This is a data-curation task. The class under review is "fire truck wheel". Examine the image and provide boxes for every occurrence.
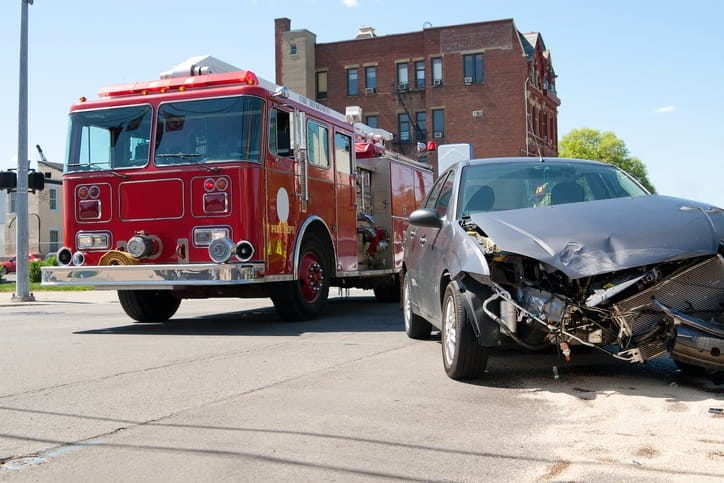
[271,233,330,321]
[373,275,401,303]
[118,290,181,322]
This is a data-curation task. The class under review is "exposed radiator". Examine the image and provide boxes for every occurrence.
[614,255,724,335]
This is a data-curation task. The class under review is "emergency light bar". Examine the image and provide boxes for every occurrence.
[98,70,259,98]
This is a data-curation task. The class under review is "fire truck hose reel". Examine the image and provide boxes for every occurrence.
[99,250,140,266]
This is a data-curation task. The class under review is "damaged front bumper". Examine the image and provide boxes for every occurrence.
[655,299,724,371]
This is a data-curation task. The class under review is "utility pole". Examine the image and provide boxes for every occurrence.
[14,0,35,302]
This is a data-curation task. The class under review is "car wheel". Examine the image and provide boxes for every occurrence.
[402,271,432,339]
[441,282,489,380]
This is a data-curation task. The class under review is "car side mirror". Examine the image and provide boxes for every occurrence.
[409,208,443,229]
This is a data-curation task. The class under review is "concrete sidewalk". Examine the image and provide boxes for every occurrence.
[0,289,119,305]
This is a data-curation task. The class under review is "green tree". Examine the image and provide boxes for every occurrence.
[559,128,656,193]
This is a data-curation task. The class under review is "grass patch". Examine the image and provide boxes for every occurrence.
[0,281,93,293]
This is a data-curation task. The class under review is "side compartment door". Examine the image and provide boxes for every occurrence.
[333,131,357,272]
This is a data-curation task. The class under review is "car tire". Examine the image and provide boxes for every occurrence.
[441,282,489,380]
[402,271,432,339]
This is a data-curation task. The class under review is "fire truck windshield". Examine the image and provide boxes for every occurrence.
[65,96,264,173]
[66,105,153,173]
[155,96,263,166]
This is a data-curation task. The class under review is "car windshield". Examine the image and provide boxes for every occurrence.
[459,161,649,216]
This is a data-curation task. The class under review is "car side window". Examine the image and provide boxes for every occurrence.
[423,170,456,217]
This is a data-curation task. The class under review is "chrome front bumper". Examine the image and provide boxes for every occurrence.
[41,262,267,290]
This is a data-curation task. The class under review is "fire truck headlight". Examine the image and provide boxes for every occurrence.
[193,226,230,246]
[77,232,110,250]
[208,237,235,263]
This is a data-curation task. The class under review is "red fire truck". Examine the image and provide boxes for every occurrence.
[42,57,434,322]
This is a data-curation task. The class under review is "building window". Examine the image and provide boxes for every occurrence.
[365,115,378,128]
[398,113,411,143]
[431,57,443,86]
[290,44,297,55]
[397,63,409,90]
[316,71,328,99]
[49,188,58,211]
[415,61,425,89]
[9,191,16,214]
[347,68,359,96]
[415,111,427,141]
[365,66,377,93]
[432,109,445,139]
[49,230,60,252]
[463,53,484,84]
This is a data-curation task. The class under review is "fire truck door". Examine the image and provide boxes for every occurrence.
[333,131,357,272]
[265,107,299,275]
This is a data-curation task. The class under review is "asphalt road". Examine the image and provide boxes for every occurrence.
[0,289,722,482]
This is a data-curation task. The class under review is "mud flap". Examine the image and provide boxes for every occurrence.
[454,278,501,347]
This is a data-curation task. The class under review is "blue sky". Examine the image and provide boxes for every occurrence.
[1,0,722,207]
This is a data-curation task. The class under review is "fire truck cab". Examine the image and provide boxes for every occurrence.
[42,56,433,322]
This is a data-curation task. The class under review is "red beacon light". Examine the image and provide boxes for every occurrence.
[98,69,260,98]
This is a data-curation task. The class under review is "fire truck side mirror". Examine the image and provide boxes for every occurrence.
[0,171,17,191]
[28,171,45,191]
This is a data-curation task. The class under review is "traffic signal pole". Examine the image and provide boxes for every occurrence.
[14,0,35,302]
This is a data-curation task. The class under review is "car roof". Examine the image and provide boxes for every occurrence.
[441,157,611,176]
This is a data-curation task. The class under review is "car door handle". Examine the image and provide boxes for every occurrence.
[419,235,426,246]
[408,228,416,238]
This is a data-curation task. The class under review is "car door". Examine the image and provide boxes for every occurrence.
[406,170,457,323]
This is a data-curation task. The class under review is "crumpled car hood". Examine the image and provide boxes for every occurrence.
[469,195,724,279]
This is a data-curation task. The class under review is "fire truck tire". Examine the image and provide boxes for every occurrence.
[118,290,181,322]
[271,233,330,321]
[373,275,401,303]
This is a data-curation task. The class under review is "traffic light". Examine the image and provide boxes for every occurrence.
[28,170,45,191]
[0,171,17,191]
[0,170,47,191]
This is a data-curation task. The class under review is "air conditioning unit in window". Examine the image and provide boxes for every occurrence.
[433,131,444,139]
[397,83,409,91]
[365,87,376,95]
[432,79,443,87]
[464,76,473,85]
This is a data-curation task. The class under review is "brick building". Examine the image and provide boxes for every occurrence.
[275,18,560,170]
